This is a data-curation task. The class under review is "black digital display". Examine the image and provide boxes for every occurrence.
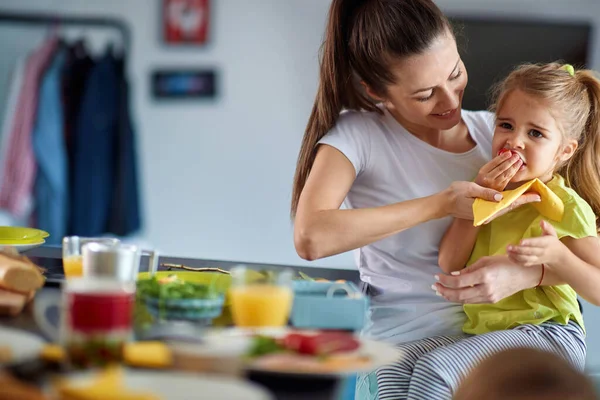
[151,69,217,99]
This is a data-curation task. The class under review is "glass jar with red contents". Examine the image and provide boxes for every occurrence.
[62,278,136,368]
[35,278,136,369]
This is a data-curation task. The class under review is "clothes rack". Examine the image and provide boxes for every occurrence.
[0,11,131,52]
[0,10,141,243]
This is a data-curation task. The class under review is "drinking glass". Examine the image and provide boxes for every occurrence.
[62,236,120,278]
[229,266,293,328]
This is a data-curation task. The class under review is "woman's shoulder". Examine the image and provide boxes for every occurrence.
[322,109,387,148]
[319,109,386,174]
[334,108,386,131]
[462,109,495,133]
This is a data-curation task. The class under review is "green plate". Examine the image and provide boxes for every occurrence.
[0,226,49,244]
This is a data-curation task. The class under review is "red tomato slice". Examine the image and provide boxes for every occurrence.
[280,333,307,352]
[280,332,361,356]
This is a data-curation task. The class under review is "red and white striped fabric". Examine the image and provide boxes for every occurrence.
[0,37,57,217]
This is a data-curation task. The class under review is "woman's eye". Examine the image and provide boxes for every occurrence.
[499,122,513,130]
[529,129,543,138]
[417,91,434,102]
[450,69,463,81]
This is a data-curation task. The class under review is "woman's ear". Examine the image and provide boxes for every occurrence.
[361,81,385,102]
[559,139,578,163]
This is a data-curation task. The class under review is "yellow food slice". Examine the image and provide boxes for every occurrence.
[55,366,160,400]
[473,179,564,227]
[124,342,172,369]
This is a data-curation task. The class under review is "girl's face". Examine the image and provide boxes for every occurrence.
[364,31,468,131]
[492,89,577,186]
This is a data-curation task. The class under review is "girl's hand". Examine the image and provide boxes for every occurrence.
[506,220,567,268]
[475,151,523,191]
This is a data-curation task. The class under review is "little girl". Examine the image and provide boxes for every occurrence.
[376,63,600,400]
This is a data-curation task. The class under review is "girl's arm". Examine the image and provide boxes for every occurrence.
[438,219,480,273]
[438,151,529,273]
[551,236,600,305]
[507,220,600,305]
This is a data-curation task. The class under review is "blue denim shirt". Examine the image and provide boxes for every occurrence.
[32,49,67,243]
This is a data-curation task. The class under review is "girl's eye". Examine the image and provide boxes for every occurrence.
[529,129,543,138]
[499,122,513,130]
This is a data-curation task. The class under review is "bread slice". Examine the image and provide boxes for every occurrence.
[0,288,28,316]
[0,371,47,400]
[0,251,44,293]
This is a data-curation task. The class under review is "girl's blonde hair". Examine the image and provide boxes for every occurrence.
[491,62,600,230]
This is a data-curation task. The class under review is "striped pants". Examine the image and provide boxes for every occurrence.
[376,322,586,400]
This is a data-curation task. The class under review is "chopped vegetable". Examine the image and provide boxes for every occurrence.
[298,271,315,281]
[247,335,284,358]
[136,276,219,300]
[247,331,360,359]
[280,332,360,356]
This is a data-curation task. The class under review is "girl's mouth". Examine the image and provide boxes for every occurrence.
[498,148,526,171]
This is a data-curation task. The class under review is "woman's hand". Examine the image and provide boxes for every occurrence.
[507,221,567,267]
[444,181,501,220]
[433,255,542,303]
[475,151,523,191]
[444,182,540,221]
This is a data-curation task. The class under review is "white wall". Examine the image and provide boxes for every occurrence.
[0,0,345,269]
[3,0,600,368]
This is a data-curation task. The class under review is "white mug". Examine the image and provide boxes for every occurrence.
[82,242,159,282]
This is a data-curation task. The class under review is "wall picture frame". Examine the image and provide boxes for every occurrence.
[151,69,218,100]
[163,0,210,45]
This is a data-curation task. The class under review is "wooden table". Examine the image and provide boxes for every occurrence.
[0,287,350,400]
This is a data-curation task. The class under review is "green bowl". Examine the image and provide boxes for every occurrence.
[143,294,225,322]
[136,269,268,326]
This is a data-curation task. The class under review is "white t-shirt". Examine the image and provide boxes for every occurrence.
[319,108,495,345]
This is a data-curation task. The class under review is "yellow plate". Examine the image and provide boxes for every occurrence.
[0,226,49,244]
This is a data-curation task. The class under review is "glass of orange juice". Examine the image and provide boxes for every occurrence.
[62,237,120,278]
[229,266,294,328]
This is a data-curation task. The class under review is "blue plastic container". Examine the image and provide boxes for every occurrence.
[291,281,368,331]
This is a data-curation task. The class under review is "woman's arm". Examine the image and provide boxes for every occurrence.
[294,145,502,260]
[434,256,564,304]
[438,219,480,273]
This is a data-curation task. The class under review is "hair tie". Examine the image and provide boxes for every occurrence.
[561,64,575,77]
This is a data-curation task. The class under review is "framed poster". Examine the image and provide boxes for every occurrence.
[151,69,218,100]
[163,0,210,45]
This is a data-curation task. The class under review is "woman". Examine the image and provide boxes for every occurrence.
[291,0,552,397]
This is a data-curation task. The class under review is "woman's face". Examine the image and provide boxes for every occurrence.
[367,32,468,131]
